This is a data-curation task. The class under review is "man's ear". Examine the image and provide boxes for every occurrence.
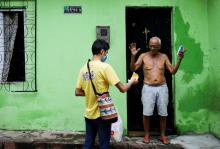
[100,49,105,54]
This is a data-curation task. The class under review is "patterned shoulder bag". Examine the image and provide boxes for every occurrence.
[87,59,118,123]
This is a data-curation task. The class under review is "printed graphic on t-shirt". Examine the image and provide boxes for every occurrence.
[82,71,95,81]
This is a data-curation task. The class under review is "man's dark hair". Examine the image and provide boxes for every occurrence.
[92,39,109,55]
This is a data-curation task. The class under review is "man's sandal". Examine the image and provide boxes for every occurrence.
[160,135,170,145]
[143,135,150,143]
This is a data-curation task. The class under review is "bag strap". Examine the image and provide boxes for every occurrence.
[87,59,109,96]
[87,59,101,96]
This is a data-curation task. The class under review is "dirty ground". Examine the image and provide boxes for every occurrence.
[0,130,220,149]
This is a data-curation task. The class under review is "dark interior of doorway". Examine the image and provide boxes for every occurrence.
[126,7,175,136]
[7,11,25,82]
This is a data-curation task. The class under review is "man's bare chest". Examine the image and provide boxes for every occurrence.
[143,56,165,70]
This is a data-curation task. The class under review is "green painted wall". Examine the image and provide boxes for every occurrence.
[207,0,220,138]
[0,0,219,138]
[174,1,210,134]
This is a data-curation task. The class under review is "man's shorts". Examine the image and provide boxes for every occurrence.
[141,83,169,116]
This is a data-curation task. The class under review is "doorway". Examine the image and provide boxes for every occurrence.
[126,7,175,136]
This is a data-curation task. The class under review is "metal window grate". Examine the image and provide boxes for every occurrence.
[0,0,37,92]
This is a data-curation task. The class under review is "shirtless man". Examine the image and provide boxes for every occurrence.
[129,36,184,144]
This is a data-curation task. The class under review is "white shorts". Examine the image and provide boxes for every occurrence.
[141,83,169,116]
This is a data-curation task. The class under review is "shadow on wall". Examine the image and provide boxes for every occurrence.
[174,7,204,83]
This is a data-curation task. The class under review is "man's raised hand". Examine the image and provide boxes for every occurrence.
[129,43,140,56]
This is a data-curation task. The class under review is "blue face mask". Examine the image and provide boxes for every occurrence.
[101,55,107,62]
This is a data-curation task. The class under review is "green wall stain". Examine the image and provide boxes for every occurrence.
[177,109,209,133]
[174,7,204,83]
[178,77,220,113]
[177,76,220,135]
[206,79,220,113]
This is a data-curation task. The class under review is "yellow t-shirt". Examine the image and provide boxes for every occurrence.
[76,60,120,119]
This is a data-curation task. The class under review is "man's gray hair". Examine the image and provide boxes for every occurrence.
[150,36,161,45]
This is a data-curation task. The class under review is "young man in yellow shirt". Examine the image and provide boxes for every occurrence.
[75,39,137,149]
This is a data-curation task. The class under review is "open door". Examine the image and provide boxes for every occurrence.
[126,7,175,136]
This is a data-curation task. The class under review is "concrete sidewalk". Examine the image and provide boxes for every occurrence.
[0,130,220,149]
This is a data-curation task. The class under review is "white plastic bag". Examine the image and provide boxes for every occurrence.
[111,114,123,142]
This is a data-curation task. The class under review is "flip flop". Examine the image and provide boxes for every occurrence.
[143,135,150,143]
[160,135,170,145]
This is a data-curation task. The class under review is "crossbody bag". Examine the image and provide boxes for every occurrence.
[87,59,118,123]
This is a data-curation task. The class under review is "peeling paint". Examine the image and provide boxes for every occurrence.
[174,7,204,83]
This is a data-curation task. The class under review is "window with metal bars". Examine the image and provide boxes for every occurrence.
[0,10,25,82]
[0,0,36,92]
